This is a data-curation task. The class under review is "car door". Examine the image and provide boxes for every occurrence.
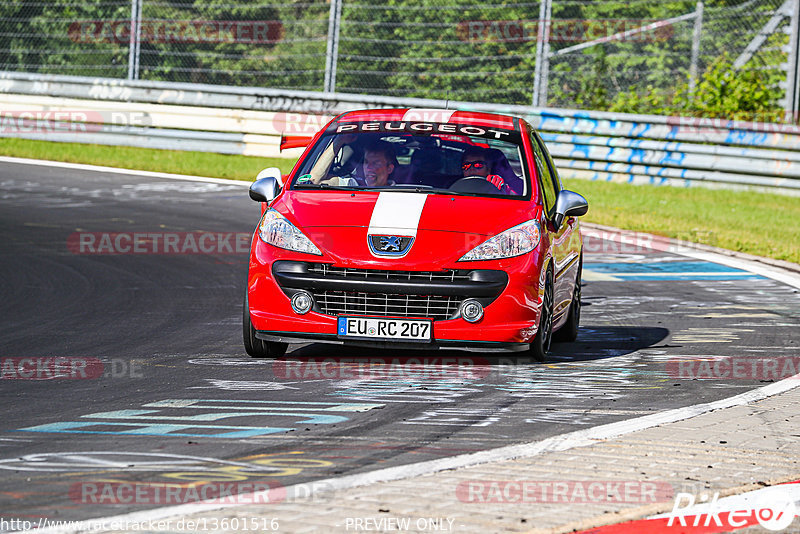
[529,130,580,320]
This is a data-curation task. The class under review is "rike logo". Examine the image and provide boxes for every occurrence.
[666,486,799,531]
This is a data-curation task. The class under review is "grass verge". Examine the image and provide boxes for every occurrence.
[562,178,800,264]
[1,138,798,264]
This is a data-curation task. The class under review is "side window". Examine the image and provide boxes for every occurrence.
[534,132,562,197]
[529,130,556,217]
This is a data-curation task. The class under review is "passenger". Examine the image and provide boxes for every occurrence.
[461,147,517,194]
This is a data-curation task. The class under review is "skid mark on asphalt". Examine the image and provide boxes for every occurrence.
[0,450,338,516]
[400,407,512,427]
[670,328,749,344]
[0,451,290,474]
[188,379,300,391]
[330,377,483,404]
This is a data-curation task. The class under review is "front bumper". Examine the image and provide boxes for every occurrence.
[248,240,546,351]
[273,261,507,321]
[254,330,529,352]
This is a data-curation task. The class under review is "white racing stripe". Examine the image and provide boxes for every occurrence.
[367,192,428,237]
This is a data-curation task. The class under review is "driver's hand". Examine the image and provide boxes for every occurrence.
[486,174,505,190]
[333,133,357,152]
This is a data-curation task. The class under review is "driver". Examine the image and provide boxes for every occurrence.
[305,136,397,188]
[305,133,359,186]
[461,147,516,194]
[362,141,397,187]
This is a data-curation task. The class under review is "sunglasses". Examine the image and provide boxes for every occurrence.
[462,161,487,170]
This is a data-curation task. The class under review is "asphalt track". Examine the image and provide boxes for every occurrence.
[0,160,798,527]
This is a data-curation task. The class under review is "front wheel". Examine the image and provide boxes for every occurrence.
[529,271,554,362]
[243,294,288,359]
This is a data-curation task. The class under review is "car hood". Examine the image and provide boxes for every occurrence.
[275,191,534,236]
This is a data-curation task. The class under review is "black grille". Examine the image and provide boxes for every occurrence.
[307,264,471,282]
[313,291,461,321]
[272,261,508,322]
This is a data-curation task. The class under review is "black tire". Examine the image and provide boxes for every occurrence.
[554,255,582,343]
[243,294,288,359]
[529,270,554,362]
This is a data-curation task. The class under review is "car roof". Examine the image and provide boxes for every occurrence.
[333,108,520,131]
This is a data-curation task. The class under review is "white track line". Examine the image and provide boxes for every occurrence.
[677,249,800,290]
[0,156,250,187]
[10,157,800,533]
[582,223,800,290]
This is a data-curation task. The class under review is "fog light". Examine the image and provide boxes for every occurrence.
[291,291,313,315]
[461,299,484,323]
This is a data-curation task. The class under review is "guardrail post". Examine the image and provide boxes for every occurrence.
[787,0,800,123]
[127,0,142,80]
[532,0,552,107]
[324,0,343,93]
[688,1,704,95]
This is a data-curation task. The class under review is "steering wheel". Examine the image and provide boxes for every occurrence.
[449,177,502,194]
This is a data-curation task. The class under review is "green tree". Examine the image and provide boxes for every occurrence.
[608,54,783,121]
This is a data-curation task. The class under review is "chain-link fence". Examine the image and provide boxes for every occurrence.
[0,0,797,118]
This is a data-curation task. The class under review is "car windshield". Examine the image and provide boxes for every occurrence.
[291,122,528,198]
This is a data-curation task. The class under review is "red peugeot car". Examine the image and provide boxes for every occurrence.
[244,109,587,361]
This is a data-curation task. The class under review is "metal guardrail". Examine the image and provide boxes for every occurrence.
[1,72,799,194]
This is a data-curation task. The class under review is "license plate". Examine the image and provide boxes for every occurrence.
[337,316,432,342]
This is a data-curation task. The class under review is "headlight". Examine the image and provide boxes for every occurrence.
[258,209,322,255]
[459,219,541,261]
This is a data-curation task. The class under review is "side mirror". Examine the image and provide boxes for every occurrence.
[553,190,588,231]
[249,167,283,203]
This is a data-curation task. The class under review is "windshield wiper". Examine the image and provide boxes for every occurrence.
[369,186,456,195]
[294,183,363,190]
